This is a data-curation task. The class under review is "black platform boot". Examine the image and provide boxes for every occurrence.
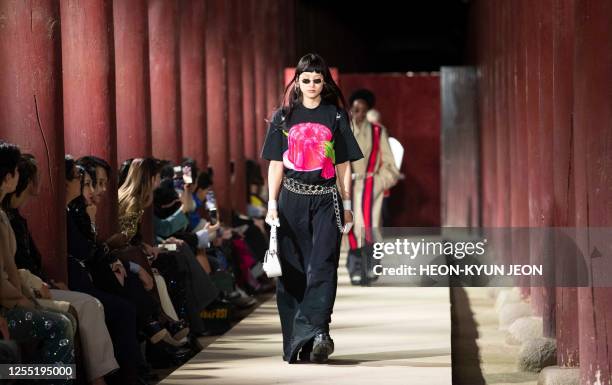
[310,332,334,363]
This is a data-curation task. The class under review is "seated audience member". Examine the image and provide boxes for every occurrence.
[154,165,219,266]
[184,168,262,299]
[151,162,258,320]
[245,159,267,220]
[117,158,133,189]
[76,158,191,345]
[152,162,198,246]
[0,141,74,381]
[65,156,156,384]
[3,154,118,385]
[118,158,218,338]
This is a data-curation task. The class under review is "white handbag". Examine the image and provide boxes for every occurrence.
[263,224,282,277]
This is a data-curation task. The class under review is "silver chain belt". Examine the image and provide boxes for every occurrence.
[282,177,343,232]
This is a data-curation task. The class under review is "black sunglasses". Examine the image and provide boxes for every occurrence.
[300,78,323,85]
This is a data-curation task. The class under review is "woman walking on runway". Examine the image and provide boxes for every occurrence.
[261,53,363,363]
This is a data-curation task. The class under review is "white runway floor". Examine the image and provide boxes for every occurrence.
[160,264,452,385]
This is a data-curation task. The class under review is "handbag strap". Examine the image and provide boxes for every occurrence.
[269,224,278,254]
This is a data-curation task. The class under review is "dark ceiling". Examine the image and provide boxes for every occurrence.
[293,0,470,73]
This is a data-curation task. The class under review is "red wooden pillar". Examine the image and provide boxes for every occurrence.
[501,0,512,281]
[0,0,67,282]
[115,0,154,244]
[149,0,181,164]
[489,0,497,233]
[179,0,207,169]
[253,0,268,159]
[494,1,514,271]
[61,0,117,239]
[494,1,509,230]
[506,3,522,231]
[574,1,612,383]
[526,0,544,313]
[227,0,246,214]
[508,0,522,275]
[512,0,529,262]
[265,0,281,117]
[479,1,496,229]
[205,0,230,222]
[552,0,579,367]
[532,0,555,337]
[486,2,497,231]
[518,0,542,298]
[515,0,529,239]
[114,0,152,163]
[509,0,526,277]
[241,0,257,161]
[524,0,554,326]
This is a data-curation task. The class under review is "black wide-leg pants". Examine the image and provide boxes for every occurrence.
[276,187,342,363]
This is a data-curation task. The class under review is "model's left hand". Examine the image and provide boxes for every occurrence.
[342,210,353,234]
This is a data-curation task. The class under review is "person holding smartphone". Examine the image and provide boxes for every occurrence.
[188,171,219,233]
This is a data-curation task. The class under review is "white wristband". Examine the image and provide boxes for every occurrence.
[343,199,352,210]
[268,200,278,210]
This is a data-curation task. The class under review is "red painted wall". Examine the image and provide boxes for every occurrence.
[340,74,441,227]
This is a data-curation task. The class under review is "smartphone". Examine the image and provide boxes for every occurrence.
[209,208,218,225]
[158,243,177,251]
[182,166,193,185]
[173,165,182,178]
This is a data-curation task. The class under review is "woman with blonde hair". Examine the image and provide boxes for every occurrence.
[116,157,189,330]
[118,158,217,342]
[118,158,162,240]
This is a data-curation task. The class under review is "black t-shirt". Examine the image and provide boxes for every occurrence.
[261,102,364,186]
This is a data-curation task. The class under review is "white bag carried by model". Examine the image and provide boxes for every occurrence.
[263,224,282,277]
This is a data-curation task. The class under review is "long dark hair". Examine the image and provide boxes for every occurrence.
[77,156,111,188]
[277,53,350,123]
[0,141,21,187]
[1,154,37,210]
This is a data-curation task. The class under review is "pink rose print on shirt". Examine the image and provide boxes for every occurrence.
[282,122,336,179]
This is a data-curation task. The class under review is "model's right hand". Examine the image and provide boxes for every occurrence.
[265,209,280,227]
